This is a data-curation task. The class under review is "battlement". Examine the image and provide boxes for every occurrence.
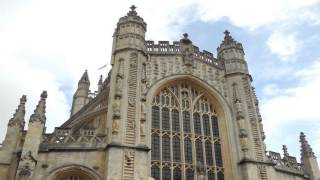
[267,151,304,174]
[146,40,220,66]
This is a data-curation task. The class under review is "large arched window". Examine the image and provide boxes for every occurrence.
[151,82,224,180]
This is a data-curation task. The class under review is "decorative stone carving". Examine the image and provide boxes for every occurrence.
[16,151,36,180]
[140,100,146,143]
[112,119,119,134]
[115,75,123,98]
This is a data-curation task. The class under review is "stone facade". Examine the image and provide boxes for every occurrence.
[0,5,319,180]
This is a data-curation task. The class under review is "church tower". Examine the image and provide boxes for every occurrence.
[218,31,268,179]
[105,5,149,179]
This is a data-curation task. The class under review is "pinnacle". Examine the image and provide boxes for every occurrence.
[79,69,90,84]
[98,75,103,85]
[300,132,315,158]
[30,91,47,124]
[8,95,27,127]
[127,5,138,16]
[282,145,289,157]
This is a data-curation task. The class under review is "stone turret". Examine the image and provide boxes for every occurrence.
[106,6,149,180]
[16,91,47,180]
[300,132,320,180]
[218,30,248,75]
[71,70,90,116]
[0,95,27,179]
[111,5,147,65]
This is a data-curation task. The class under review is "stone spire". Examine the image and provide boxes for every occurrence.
[29,91,47,124]
[300,132,315,158]
[8,95,27,128]
[217,30,244,54]
[282,145,289,157]
[98,75,103,92]
[79,69,90,85]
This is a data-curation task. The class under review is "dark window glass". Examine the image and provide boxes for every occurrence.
[172,110,180,131]
[162,135,170,161]
[193,113,201,135]
[162,167,170,180]
[151,166,160,180]
[184,138,192,164]
[151,134,160,160]
[162,108,170,131]
[212,116,220,137]
[195,139,204,163]
[203,114,210,136]
[217,171,225,180]
[152,106,160,129]
[207,171,215,180]
[161,95,165,105]
[173,168,181,180]
[186,169,194,180]
[172,137,181,162]
[215,142,223,167]
[205,141,213,166]
[183,111,191,133]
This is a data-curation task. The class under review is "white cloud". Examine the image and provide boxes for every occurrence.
[261,61,320,129]
[193,0,320,30]
[261,60,320,159]
[267,31,300,61]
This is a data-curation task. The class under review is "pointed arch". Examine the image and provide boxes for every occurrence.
[146,74,238,180]
[45,164,102,180]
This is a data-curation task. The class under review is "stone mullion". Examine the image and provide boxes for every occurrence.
[178,85,186,180]
[169,108,173,180]
[209,113,218,180]
[200,111,208,171]
[160,102,163,180]
[189,87,196,179]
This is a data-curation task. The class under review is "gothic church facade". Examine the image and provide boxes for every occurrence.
[0,6,319,180]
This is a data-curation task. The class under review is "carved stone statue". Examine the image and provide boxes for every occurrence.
[112,119,119,134]
[115,75,123,97]
[112,98,121,118]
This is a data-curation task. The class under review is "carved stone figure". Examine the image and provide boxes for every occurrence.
[115,75,123,97]
[112,119,119,134]
[112,98,121,118]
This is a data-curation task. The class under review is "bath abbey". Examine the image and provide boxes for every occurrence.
[0,5,319,180]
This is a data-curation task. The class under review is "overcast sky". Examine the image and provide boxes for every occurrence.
[1,0,320,163]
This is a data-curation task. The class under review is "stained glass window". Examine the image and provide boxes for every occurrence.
[172,109,179,131]
[186,169,194,180]
[162,167,170,180]
[205,141,213,166]
[193,113,201,135]
[217,171,225,180]
[162,108,170,131]
[184,138,192,164]
[212,116,219,137]
[152,134,160,160]
[215,142,223,167]
[203,114,210,136]
[152,106,160,129]
[151,166,160,180]
[195,139,204,163]
[183,111,191,133]
[151,83,224,180]
[162,135,170,161]
[172,136,180,162]
[173,168,181,180]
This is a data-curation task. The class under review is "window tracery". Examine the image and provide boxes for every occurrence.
[151,81,224,180]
